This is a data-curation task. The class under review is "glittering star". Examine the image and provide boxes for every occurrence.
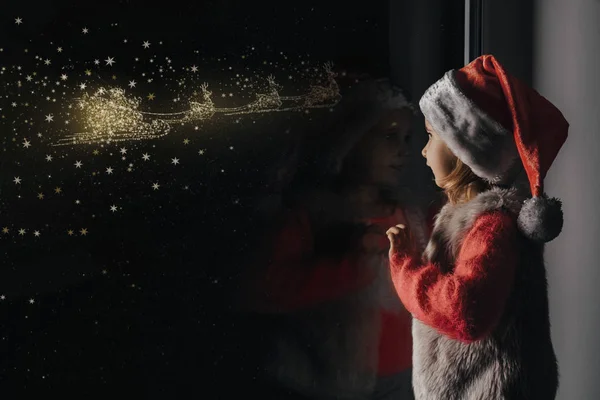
[92,149,100,155]
[106,167,114,174]
[60,74,68,80]
[54,187,62,194]
[22,139,31,148]
[29,298,35,304]
[26,75,33,81]
[110,205,118,212]
[147,93,155,100]
[120,147,127,155]
[142,41,151,49]
[128,80,136,88]
[183,139,190,145]
[2,227,9,234]
[75,199,81,205]
[37,193,44,200]
[0,295,5,300]
[142,153,150,161]
[191,65,198,72]
[15,17,23,25]
[80,228,88,236]
[74,160,83,168]
[105,57,115,66]
[45,114,54,122]
[79,83,87,90]
[13,177,21,184]
[33,230,41,237]
[85,69,92,76]
[171,158,180,165]
[152,182,160,190]
[18,229,26,236]
[45,155,53,161]
[93,59,100,65]
[67,229,74,236]
[57,47,63,53]
[82,27,89,34]
[198,149,205,155]
[44,59,51,65]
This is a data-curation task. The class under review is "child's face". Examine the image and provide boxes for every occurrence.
[348,108,413,187]
[422,120,456,187]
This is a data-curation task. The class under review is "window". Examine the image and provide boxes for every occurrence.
[0,1,465,394]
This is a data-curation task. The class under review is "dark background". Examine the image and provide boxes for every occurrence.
[0,0,463,396]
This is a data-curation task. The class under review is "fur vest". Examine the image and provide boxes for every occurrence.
[411,184,558,399]
[257,204,429,399]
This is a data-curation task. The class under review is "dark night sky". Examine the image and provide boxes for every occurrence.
[0,0,394,395]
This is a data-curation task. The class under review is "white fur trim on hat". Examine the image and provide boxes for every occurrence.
[373,78,410,110]
[419,71,520,184]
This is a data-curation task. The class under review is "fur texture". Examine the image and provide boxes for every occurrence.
[517,195,564,243]
[412,184,559,399]
[419,71,520,185]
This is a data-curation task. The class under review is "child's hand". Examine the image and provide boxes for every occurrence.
[361,225,390,254]
[386,224,414,254]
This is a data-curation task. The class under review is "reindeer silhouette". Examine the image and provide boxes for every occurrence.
[302,62,341,107]
[250,75,283,111]
[187,82,216,120]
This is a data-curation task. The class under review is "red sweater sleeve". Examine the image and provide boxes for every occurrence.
[249,209,377,313]
[389,210,519,343]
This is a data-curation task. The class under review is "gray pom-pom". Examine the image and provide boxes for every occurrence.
[517,194,564,243]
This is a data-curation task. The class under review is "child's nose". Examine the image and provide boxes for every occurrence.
[421,146,427,159]
[397,146,410,157]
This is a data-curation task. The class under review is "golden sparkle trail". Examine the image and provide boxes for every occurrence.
[53,63,342,147]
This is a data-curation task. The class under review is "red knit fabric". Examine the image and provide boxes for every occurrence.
[249,207,414,375]
[389,210,519,343]
[251,209,377,312]
[364,208,413,375]
[377,309,412,374]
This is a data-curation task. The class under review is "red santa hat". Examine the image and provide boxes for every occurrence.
[419,54,569,243]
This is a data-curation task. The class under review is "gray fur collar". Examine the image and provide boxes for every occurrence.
[424,182,529,268]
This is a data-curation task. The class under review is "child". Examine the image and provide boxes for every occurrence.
[240,78,442,399]
[387,54,568,399]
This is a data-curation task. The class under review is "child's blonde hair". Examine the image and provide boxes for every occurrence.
[438,157,491,205]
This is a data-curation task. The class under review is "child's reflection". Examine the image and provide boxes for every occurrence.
[240,79,441,399]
